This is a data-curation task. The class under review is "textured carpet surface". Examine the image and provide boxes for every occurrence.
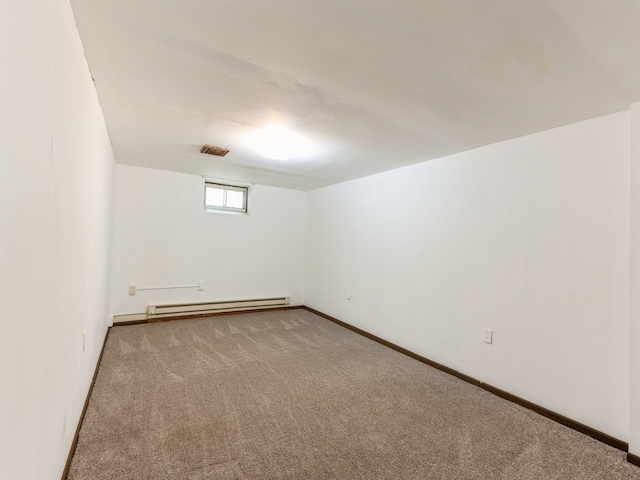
[68,309,640,479]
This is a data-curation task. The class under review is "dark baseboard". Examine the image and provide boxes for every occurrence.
[114,305,304,327]
[61,327,111,480]
[629,453,640,467]
[302,306,629,453]
[113,318,148,326]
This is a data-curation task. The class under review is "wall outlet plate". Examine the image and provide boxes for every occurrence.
[484,328,493,344]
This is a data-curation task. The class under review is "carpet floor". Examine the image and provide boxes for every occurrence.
[68,309,640,479]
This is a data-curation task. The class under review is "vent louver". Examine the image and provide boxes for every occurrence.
[200,144,230,157]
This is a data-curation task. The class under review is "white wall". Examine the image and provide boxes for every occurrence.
[0,0,115,478]
[630,101,640,456]
[306,111,631,441]
[111,165,306,315]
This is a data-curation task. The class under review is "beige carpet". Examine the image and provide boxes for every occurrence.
[68,309,640,479]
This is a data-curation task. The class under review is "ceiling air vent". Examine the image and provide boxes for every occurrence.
[200,144,230,157]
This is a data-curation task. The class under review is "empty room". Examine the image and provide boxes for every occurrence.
[3,0,640,478]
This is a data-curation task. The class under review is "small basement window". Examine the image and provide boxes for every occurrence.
[204,182,248,213]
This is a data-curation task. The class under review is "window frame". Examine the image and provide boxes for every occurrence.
[204,181,249,214]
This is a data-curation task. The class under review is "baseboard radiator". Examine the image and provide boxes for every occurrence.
[148,297,290,318]
[113,297,290,324]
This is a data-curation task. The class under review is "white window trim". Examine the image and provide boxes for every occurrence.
[204,181,249,214]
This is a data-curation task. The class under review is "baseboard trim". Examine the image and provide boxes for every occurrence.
[113,305,304,326]
[61,327,111,480]
[629,453,640,467]
[302,306,629,453]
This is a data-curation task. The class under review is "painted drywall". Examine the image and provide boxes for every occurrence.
[305,111,630,441]
[0,0,115,478]
[630,101,640,455]
[110,165,306,315]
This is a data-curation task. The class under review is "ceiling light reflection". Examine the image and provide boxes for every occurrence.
[246,124,317,161]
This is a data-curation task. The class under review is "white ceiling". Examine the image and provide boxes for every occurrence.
[71,0,640,191]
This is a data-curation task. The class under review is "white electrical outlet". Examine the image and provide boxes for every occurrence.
[129,284,137,295]
[346,290,351,300]
[198,281,205,291]
[484,328,493,344]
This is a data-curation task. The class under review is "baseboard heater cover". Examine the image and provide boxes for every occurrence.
[113,297,290,324]
[148,297,290,317]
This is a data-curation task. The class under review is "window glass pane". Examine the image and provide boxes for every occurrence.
[205,183,248,213]
[205,187,224,207]
[225,189,244,209]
